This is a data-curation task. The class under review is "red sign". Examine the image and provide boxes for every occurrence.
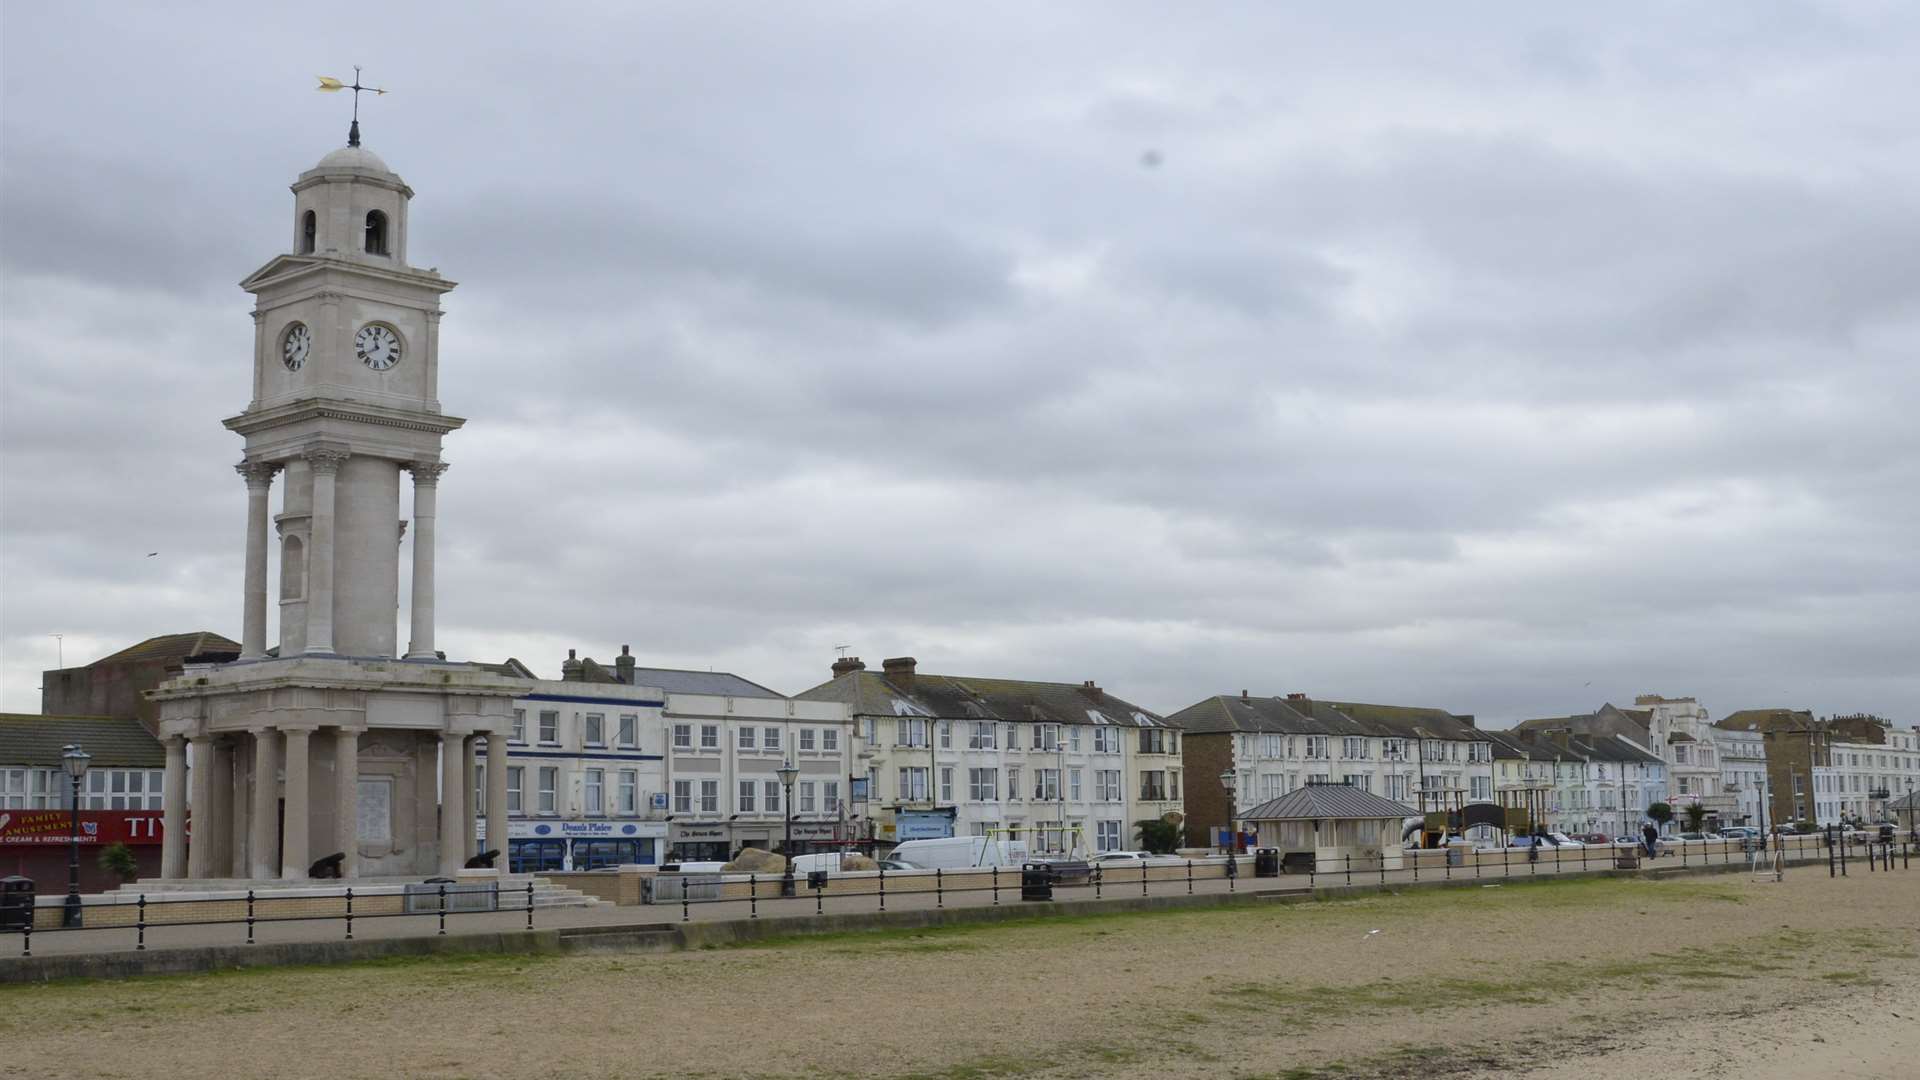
[0,809,167,846]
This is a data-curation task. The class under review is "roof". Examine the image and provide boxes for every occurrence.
[1715,708,1816,732]
[1241,783,1417,822]
[798,670,1166,727]
[1513,703,1651,745]
[93,631,240,666]
[633,667,784,700]
[1167,694,1485,742]
[475,658,539,679]
[1485,728,1661,765]
[1889,791,1920,811]
[0,713,165,768]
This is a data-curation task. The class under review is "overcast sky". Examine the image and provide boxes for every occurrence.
[3,3,1916,726]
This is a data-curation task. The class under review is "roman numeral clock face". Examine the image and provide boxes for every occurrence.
[355,324,402,370]
[281,322,311,370]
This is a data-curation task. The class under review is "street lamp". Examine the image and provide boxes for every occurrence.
[62,744,91,928]
[776,759,799,897]
[1219,769,1238,878]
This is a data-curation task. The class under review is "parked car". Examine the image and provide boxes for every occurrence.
[1092,850,1160,863]
[1578,833,1611,845]
[875,859,920,871]
[1545,832,1586,848]
[1718,827,1759,839]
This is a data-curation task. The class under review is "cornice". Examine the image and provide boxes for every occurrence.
[224,397,468,438]
[240,253,456,296]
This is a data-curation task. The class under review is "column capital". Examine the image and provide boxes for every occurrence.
[406,460,451,485]
[303,447,350,475]
[236,459,280,489]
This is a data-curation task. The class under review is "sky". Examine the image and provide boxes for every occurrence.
[2,3,1916,726]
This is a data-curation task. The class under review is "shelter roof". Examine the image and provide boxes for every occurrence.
[1240,782,1417,822]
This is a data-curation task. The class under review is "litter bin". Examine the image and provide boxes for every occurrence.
[0,877,33,933]
[1445,847,1463,867]
[1253,848,1280,878]
[1020,862,1054,902]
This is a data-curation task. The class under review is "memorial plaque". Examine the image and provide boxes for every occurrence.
[357,778,393,844]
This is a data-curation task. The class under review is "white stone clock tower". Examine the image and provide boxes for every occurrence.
[150,138,526,884]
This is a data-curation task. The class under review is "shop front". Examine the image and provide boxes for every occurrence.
[667,823,731,863]
[497,819,666,873]
[0,809,167,893]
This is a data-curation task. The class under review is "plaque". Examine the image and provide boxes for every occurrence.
[357,778,393,844]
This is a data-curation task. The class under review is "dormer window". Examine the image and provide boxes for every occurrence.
[301,211,317,254]
[364,210,389,256]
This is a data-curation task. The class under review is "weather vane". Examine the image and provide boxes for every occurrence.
[316,66,388,148]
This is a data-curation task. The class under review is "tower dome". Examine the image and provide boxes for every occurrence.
[310,144,395,176]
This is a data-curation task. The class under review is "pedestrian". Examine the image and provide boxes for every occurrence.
[1642,822,1659,859]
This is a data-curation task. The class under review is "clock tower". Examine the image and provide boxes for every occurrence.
[150,138,524,884]
[230,143,459,660]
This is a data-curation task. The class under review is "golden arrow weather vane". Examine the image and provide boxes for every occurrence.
[316,66,387,147]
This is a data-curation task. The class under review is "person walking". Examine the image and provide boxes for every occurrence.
[1642,822,1659,859]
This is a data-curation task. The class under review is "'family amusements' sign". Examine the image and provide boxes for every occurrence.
[0,810,167,846]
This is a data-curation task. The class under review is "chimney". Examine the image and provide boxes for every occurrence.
[1079,680,1103,703]
[1551,729,1572,750]
[831,655,866,678]
[561,648,583,682]
[1457,714,1476,729]
[882,656,917,690]
[1286,692,1308,702]
[616,644,635,685]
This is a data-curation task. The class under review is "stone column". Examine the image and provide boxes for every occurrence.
[186,735,214,879]
[280,729,311,878]
[403,461,448,659]
[161,736,187,878]
[251,728,279,879]
[236,460,278,660]
[230,737,251,879]
[210,738,235,878]
[486,731,509,869]
[303,448,348,655]
[439,732,466,875]
[335,728,360,878]
[461,734,478,859]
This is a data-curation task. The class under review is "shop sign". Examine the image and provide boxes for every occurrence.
[670,824,730,841]
[501,819,667,840]
[0,810,166,846]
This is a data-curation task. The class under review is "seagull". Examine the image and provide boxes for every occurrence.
[146,552,159,557]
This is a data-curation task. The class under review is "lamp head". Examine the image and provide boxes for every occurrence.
[62,744,91,781]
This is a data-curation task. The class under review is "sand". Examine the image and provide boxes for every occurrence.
[1,869,1914,1079]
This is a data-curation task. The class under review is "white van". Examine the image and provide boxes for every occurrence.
[889,836,1030,870]
[788,851,853,876]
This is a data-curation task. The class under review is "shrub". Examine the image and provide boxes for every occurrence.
[99,842,139,883]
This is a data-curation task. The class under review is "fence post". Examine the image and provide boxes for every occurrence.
[136,894,147,951]
[1094,864,1101,900]
[749,873,757,918]
[992,865,999,905]
[878,866,886,912]
[1186,859,1193,895]
[437,882,448,936]
[1141,861,1149,897]
[246,888,256,945]
[345,886,354,940]
[936,868,944,908]
[20,917,28,957]
[1413,850,1420,883]
[683,884,690,923]
[816,879,824,917]
[527,880,536,931]
[1345,853,1352,887]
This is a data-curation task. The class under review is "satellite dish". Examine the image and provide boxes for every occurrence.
[1162,810,1185,827]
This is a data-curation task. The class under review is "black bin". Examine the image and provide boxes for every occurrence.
[1254,849,1280,878]
[0,876,33,933]
[1020,862,1054,902]
[807,870,829,890]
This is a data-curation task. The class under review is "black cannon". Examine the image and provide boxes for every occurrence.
[309,852,346,879]
[465,849,500,870]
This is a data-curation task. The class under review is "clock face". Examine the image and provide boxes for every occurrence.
[281,323,311,371]
[355,324,402,371]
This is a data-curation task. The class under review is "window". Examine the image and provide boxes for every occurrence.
[1094,727,1118,754]
[897,718,929,748]
[511,709,526,743]
[584,714,605,747]
[823,781,840,813]
[969,768,999,801]
[765,780,782,813]
[618,715,638,749]
[739,726,757,750]
[1003,723,1020,751]
[1382,738,1404,760]
[1069,726,1082,752]
[1034,769,1060,800]
[1069,768,1083,801]
[538,767,558,813]
[940,767,954,803]
[864,716,877,744]
[799,728,816,751]
[822,729,839,752]
[618,770,638,814]
[1037,724,1061,752]
[584,769,604,814]
[301,210,317,253]
[1343,737,1367,760]
[897,767,930,802]
[939,721,952,749]
[364,209,389,255]
[1139,729,1171,754]
[1140,771,1168,801]
[673,723,692,750]
[1469,742,1491,763]
[764,727,781,752]
[739,780,756,813]
[1096,821,1122,852]
[538,711,559,745]
[1007,766,1022,800]
[700,780,719,813]
[1304,736,1329,760]
[799,781,816,812]
[673,779,692,814]
[969,722,997,750]
[1471,775,1492,801]
[1096,769,1123,802]
[506,767,523,813]
[700,724,720,750]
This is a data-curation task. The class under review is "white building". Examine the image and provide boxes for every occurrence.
[1489,729,1668,838]
[1812,720,1920,826]
[797,657,1175,856]
[1714,724,1769,828]
[498,673,668,872]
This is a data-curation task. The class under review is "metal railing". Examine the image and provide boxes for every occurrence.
[9,880,537,958]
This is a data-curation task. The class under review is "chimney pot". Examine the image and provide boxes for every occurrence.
[1286,692,1307,701]
[831,656,867,678]
[882,656,917,690]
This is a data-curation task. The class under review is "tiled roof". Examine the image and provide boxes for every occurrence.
[1486,728,1660,765]
[1889,791,1920,811]
[1241,783,1417,822]
[798,671,1166,728]
[1715,708,1815,732]
[1169,694,1485,743]
[94,631,239,665]
[634,668,784,699]
[0,713,165,768]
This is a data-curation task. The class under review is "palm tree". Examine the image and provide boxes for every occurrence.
[1683,802,1707,832]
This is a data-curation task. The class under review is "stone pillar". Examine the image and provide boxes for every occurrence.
[335,728,360,878]
[230,737,251,879]
[486,731,508,869]
[303,448,348,655]
[161,736,187,879]
[186,735,214,879]
[251,728,279,879]
[461,734,478,859]
[236,461,278,660]
[280,729,311,878]
[210,738,235,878]
[403,461,448,659]
[439,731,466,876]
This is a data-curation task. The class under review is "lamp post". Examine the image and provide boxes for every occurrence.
[776,759,799,897]
[1219,769,1238,878]
[62,744,91,928]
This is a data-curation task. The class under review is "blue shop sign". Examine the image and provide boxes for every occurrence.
[896,809,955,841]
